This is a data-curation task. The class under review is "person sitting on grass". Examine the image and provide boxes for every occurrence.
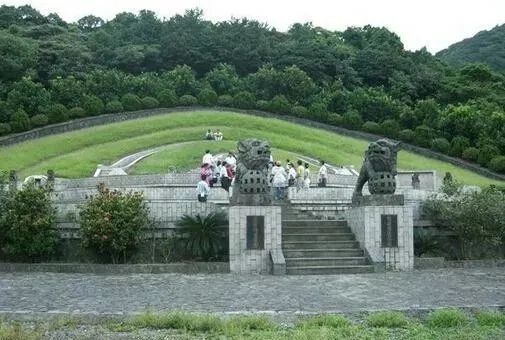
[196,174,210,202]
[214,129,223,141]
[205,129,214,140]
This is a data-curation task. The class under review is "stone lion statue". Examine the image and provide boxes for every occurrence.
[353,139,400,197]
[231,139,271,205]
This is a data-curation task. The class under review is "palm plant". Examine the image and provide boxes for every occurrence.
[175,211,228,260]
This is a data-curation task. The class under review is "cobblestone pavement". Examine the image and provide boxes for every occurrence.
[0,268,504,316]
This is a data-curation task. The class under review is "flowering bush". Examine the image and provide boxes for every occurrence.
[79,183,149,263]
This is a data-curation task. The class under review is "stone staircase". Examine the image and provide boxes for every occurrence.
[282,207,374,275]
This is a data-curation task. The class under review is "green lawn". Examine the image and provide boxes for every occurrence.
[0,110,502,186]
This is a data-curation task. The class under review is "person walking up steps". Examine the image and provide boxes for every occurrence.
[296,160,304,191]
[287,163,296,186]
[318,160,328,187]
[303,162,311,189]
[271,161,287,200]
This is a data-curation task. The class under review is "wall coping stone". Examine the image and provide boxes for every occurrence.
[352,194,405,206]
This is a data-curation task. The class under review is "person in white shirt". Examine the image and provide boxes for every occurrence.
[287,163,296,186]
[303,162,311,189]
[318,160,328,187]
[271,161,287,200]
[202,150,213,166]
[196,175,210,202]
[224,151,236,171]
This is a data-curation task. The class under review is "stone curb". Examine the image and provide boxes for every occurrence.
[0,262,230,274]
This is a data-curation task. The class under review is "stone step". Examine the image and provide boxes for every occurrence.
[283,241,360,249]
[283,233,355,242]
[286,265,374,275]
[283,226,351,234]
[283,248,364,258]
[283,220,348,227]
[286,257,368,267]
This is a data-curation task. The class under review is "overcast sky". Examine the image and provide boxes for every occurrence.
[2,0,505,53]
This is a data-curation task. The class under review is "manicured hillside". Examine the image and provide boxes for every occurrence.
[437,24,505,70]
[0,110,502,186]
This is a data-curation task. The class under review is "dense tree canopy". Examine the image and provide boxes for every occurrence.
[1,4,505,173]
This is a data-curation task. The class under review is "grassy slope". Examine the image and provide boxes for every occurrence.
[0,110,502,186]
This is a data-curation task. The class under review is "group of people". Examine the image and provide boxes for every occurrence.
[196,150,329,202]
[197,150,237,202]
[270,159,328,200]
[205,129,223,141]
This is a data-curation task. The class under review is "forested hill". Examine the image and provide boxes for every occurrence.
[437,24,505,71]
[1,5,505,176]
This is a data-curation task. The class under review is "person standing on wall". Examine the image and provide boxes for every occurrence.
[318,160,328,187]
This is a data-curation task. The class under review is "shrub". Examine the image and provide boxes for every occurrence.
[489,156,505,173]
[105,100,123,113]
[121,93,142,111]
[157,89,178,107]
[362,121,380,134]
[308,101,329,122]
[0,183,57,259]
[178,94,197,106]
[291,105,308,118]
[398,129,414,142]
[414,125,437,147]
[341,111,363,129]
[0,123,11,136]
[426,309,468,328]
[296,315,350,329]
[431,137,450,154]
[462,147,479,162]
[175,211,227,260]
[232,91,255,109]
[255,100,269,111]
[268,95,291,114]
[414,229,440,257]
[327,113,343,126]
[197,88,218,106]
[30,114,48,128]
[81,95,104,116]
[478,144,500,167]
[79,183,149,263]
[449,136,470,157]
[366,311,409,328]
[9,109,30,132]
[217,94,233,107]
[475,311,505,327]
[141,96,159,109]
[46,103,68,124]
[380,119,401,138]
[68,107,87,119]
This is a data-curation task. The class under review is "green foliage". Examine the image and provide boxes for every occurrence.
[0,182,58,259]
[175,211,227,260]
[79,183,149,263]
[462,147,479,162]
[255,100,269,111]
[9,109,30,132]
[414,228,441,257]
[30,113,48,127]
[217,94,233,107]
[342,111,363,129]
[308,101,329,122]
[431,137,451,154]
[157,89,178,107]
[423,187,505,259]
[414,125,437,147]
[327,113,343,126]
[380,119,401,138]
[489,156,505,173]
[449,136,470,157]
[163,65,199,96]
[426,309,469,328]
[197,88,218,106]
[0,122,11,135]
[268,95,291,114]
[81,95,104,116]
[475,311,505,327]
[366,311,409,328]
[141,96,159,109]
[45,103,68,124]
[68,107,86,119]
[204,64,239,95]
[105,100,123,113]
[178,94,197,106]
[362,121,380,134]
[398,129,414,142]
[0,30,37,81]
[291,105,308,117]
[232,91,255,109]
[477,144,500,166]
[120,93,142,111]
[297,315,350,329]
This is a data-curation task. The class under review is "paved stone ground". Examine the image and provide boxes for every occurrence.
[0,268,504,317]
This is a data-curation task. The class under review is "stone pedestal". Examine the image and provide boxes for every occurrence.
[346,194,414,271]
[228,205,284,274]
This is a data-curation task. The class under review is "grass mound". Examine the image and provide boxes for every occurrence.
[0,110,502,186]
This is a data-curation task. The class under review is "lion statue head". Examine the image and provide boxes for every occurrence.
[236,139,271,170]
